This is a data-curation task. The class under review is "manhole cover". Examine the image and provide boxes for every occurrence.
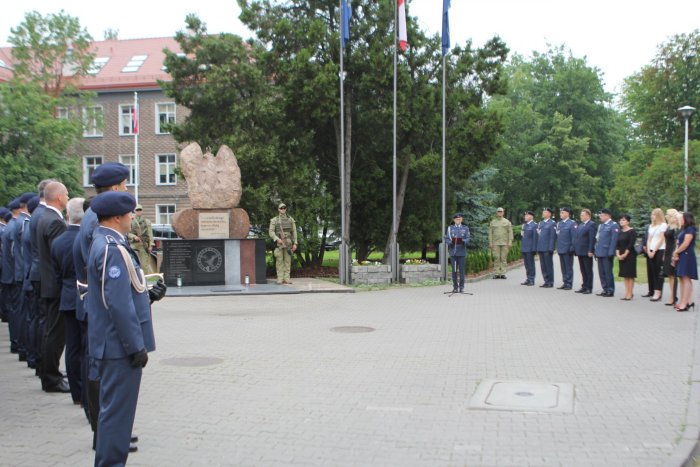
[469,380,574,413]
[160,357,224,367]
[330,326,375,333]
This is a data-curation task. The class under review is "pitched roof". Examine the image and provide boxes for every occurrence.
[0,36,182,90]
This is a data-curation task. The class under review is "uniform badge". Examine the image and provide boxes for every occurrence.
[108,266,121,279]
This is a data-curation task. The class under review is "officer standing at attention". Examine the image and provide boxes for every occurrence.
[87,191,165,467]
[520,211,538,286]
[268,203,298,284]
[128,204,154,274]
[2,198,20,355]
[573,208,596,294]
[489,207,513,279]
[594,208,619,297]
[0,207,9,323]
[556,207,577,290]
[445,212,470,293]
[12,193,35,363]
[536,207,557,288]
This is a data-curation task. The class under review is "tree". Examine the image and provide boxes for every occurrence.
[622,30,700,147]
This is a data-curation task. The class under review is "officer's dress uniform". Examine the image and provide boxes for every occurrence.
[269,214,297,284]
[0,215,6,323]
[573,219,596,293]
[12,210,31,359]
[445,223,470,292]
[536,218,557,287]
[489,216,513,277]
[87,225,154,467]
[595,220,620,296]
[521,219,538,285]
[1,215,20,353]
[556,217,576,289]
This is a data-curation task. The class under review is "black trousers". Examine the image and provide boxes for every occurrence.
[63,310,83,403]
[577,255,594,291]
[646,252,665,293]
[40,297,65,389]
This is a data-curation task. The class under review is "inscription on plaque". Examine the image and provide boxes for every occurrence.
[162,240,226,286]
[199,212,230,239]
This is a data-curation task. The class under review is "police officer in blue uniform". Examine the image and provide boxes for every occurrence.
[2,198,21,354]
[574,208,596,294]
[87,191,166,467]
[536,207,557,287]
[0,207,9,323]
[444,212,470,293]
[594,208,619,297]
[556,207,576,290]
[520,210,538,286]
[13,193,35,362]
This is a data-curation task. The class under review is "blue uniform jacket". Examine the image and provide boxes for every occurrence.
[573,220,597,256]
[51,225,79,312]
[12,212,30,283]
[28,203,46,283]
[536,218,557,252]
[0,223,5,277]
[1,217,16,285]
[73,233,87,321]
[21,216,33,292]
[556,218,576,254]
[521,221,538,253]
[444,224,470,257]
[87,226,155,360]
[594,221,620,258]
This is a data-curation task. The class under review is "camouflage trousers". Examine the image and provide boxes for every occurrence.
[273,246,292,283]
[492,245,509,275]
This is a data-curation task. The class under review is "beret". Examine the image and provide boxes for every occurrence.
[91,191,136,217]
[19,192,37,204]
[560,207,571,213]
[524,210,534,216]
[599,208,612,215]
[3,211,12,222]
[542,207,552,213]
[453,212,463,219]
[91,162,129,187]
[27,196,40,213]
[8,198,20,210]
[0,207,9,219]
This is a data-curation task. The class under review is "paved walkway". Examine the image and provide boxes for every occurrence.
[1,262,699,466]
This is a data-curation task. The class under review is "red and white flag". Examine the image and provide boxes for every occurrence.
[132,105,139,134]
[398,0,407,51]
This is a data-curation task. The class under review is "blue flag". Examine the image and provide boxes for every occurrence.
[341,0,351,49]
[442,0,451,56]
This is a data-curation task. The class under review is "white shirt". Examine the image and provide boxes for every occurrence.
[647,222,668,251]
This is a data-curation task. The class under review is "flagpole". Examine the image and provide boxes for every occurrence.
[134,91,139,202]
[441,53,447,281]
[391,0,398,282]
[339,0,347,285]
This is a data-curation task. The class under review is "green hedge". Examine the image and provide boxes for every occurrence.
[466,239,522,274]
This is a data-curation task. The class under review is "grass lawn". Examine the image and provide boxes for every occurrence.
[319,249,437,268]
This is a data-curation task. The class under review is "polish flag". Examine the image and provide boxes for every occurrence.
[398,0,407,51]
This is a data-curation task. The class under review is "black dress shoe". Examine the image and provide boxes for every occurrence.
[582,290,592,294]
[540,284,553,288]
[18,353,27,362]
[44,380,71,393]
[500,275,507,279]
[131,435,139,443]
[521,281,531,285]
[641,293,653,298]
[129,443,138,453]
[574,288,585,293]
[596,292,608,296]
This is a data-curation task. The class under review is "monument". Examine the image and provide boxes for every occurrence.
[161,143,266,287]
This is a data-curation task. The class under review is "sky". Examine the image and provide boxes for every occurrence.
[1,0,699,94]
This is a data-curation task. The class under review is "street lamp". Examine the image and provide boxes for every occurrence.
[678,105,696,212]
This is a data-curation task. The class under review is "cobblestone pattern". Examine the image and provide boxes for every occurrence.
[0,261,698,466]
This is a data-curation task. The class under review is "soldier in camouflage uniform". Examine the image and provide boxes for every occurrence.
[489,207,513,279]
[128,204,154,274]
[268,203,297,284]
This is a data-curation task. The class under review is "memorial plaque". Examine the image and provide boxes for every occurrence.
[199,212,230,239]
[162,240,226,286]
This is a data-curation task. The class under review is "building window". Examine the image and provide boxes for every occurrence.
[88,57,110,75]
[119,104,137,135]
[83,156,103,186]
[83,106,103,137]
[118,155,136,186]
[156,204,176,225]
[122,54,148,73]
[57,107,69,119]
[156,103,176,134]
[156,154,176,185]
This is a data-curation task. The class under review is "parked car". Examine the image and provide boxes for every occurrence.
[152,224,180,250]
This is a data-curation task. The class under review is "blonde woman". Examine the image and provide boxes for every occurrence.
[644,208,667,301]
[662,209,682,306]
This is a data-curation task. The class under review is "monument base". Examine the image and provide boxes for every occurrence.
[172,207,250,239]
[161,238,266,287]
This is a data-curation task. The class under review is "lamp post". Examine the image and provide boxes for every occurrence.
[678,105,696,212]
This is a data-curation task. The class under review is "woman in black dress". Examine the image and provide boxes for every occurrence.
[616,214,637,300]
[662,209,681,306]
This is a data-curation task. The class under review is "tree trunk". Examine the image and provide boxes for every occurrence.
[382,156,410,261]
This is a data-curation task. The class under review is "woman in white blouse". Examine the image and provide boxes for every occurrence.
[644,208,667,301]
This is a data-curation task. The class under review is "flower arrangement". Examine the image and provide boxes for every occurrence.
[352,259,382,266]
[403,258,428,265]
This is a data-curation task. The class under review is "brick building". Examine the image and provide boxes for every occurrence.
[1,37,191,224]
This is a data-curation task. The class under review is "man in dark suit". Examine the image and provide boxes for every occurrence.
[36,181,69,392]
[22,196,41,369]
[574,208,596,294]
[536,207,557,288]
[520,210,538,286]
[556,207,577,290]
[51,197,85,404]
[594,208,620,297]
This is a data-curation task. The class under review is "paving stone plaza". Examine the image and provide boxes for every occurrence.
[2,263,700,466]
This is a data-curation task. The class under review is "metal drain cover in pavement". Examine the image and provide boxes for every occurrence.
[160,357,224,367]
[330,326,375,333]
[469,380,574,413]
